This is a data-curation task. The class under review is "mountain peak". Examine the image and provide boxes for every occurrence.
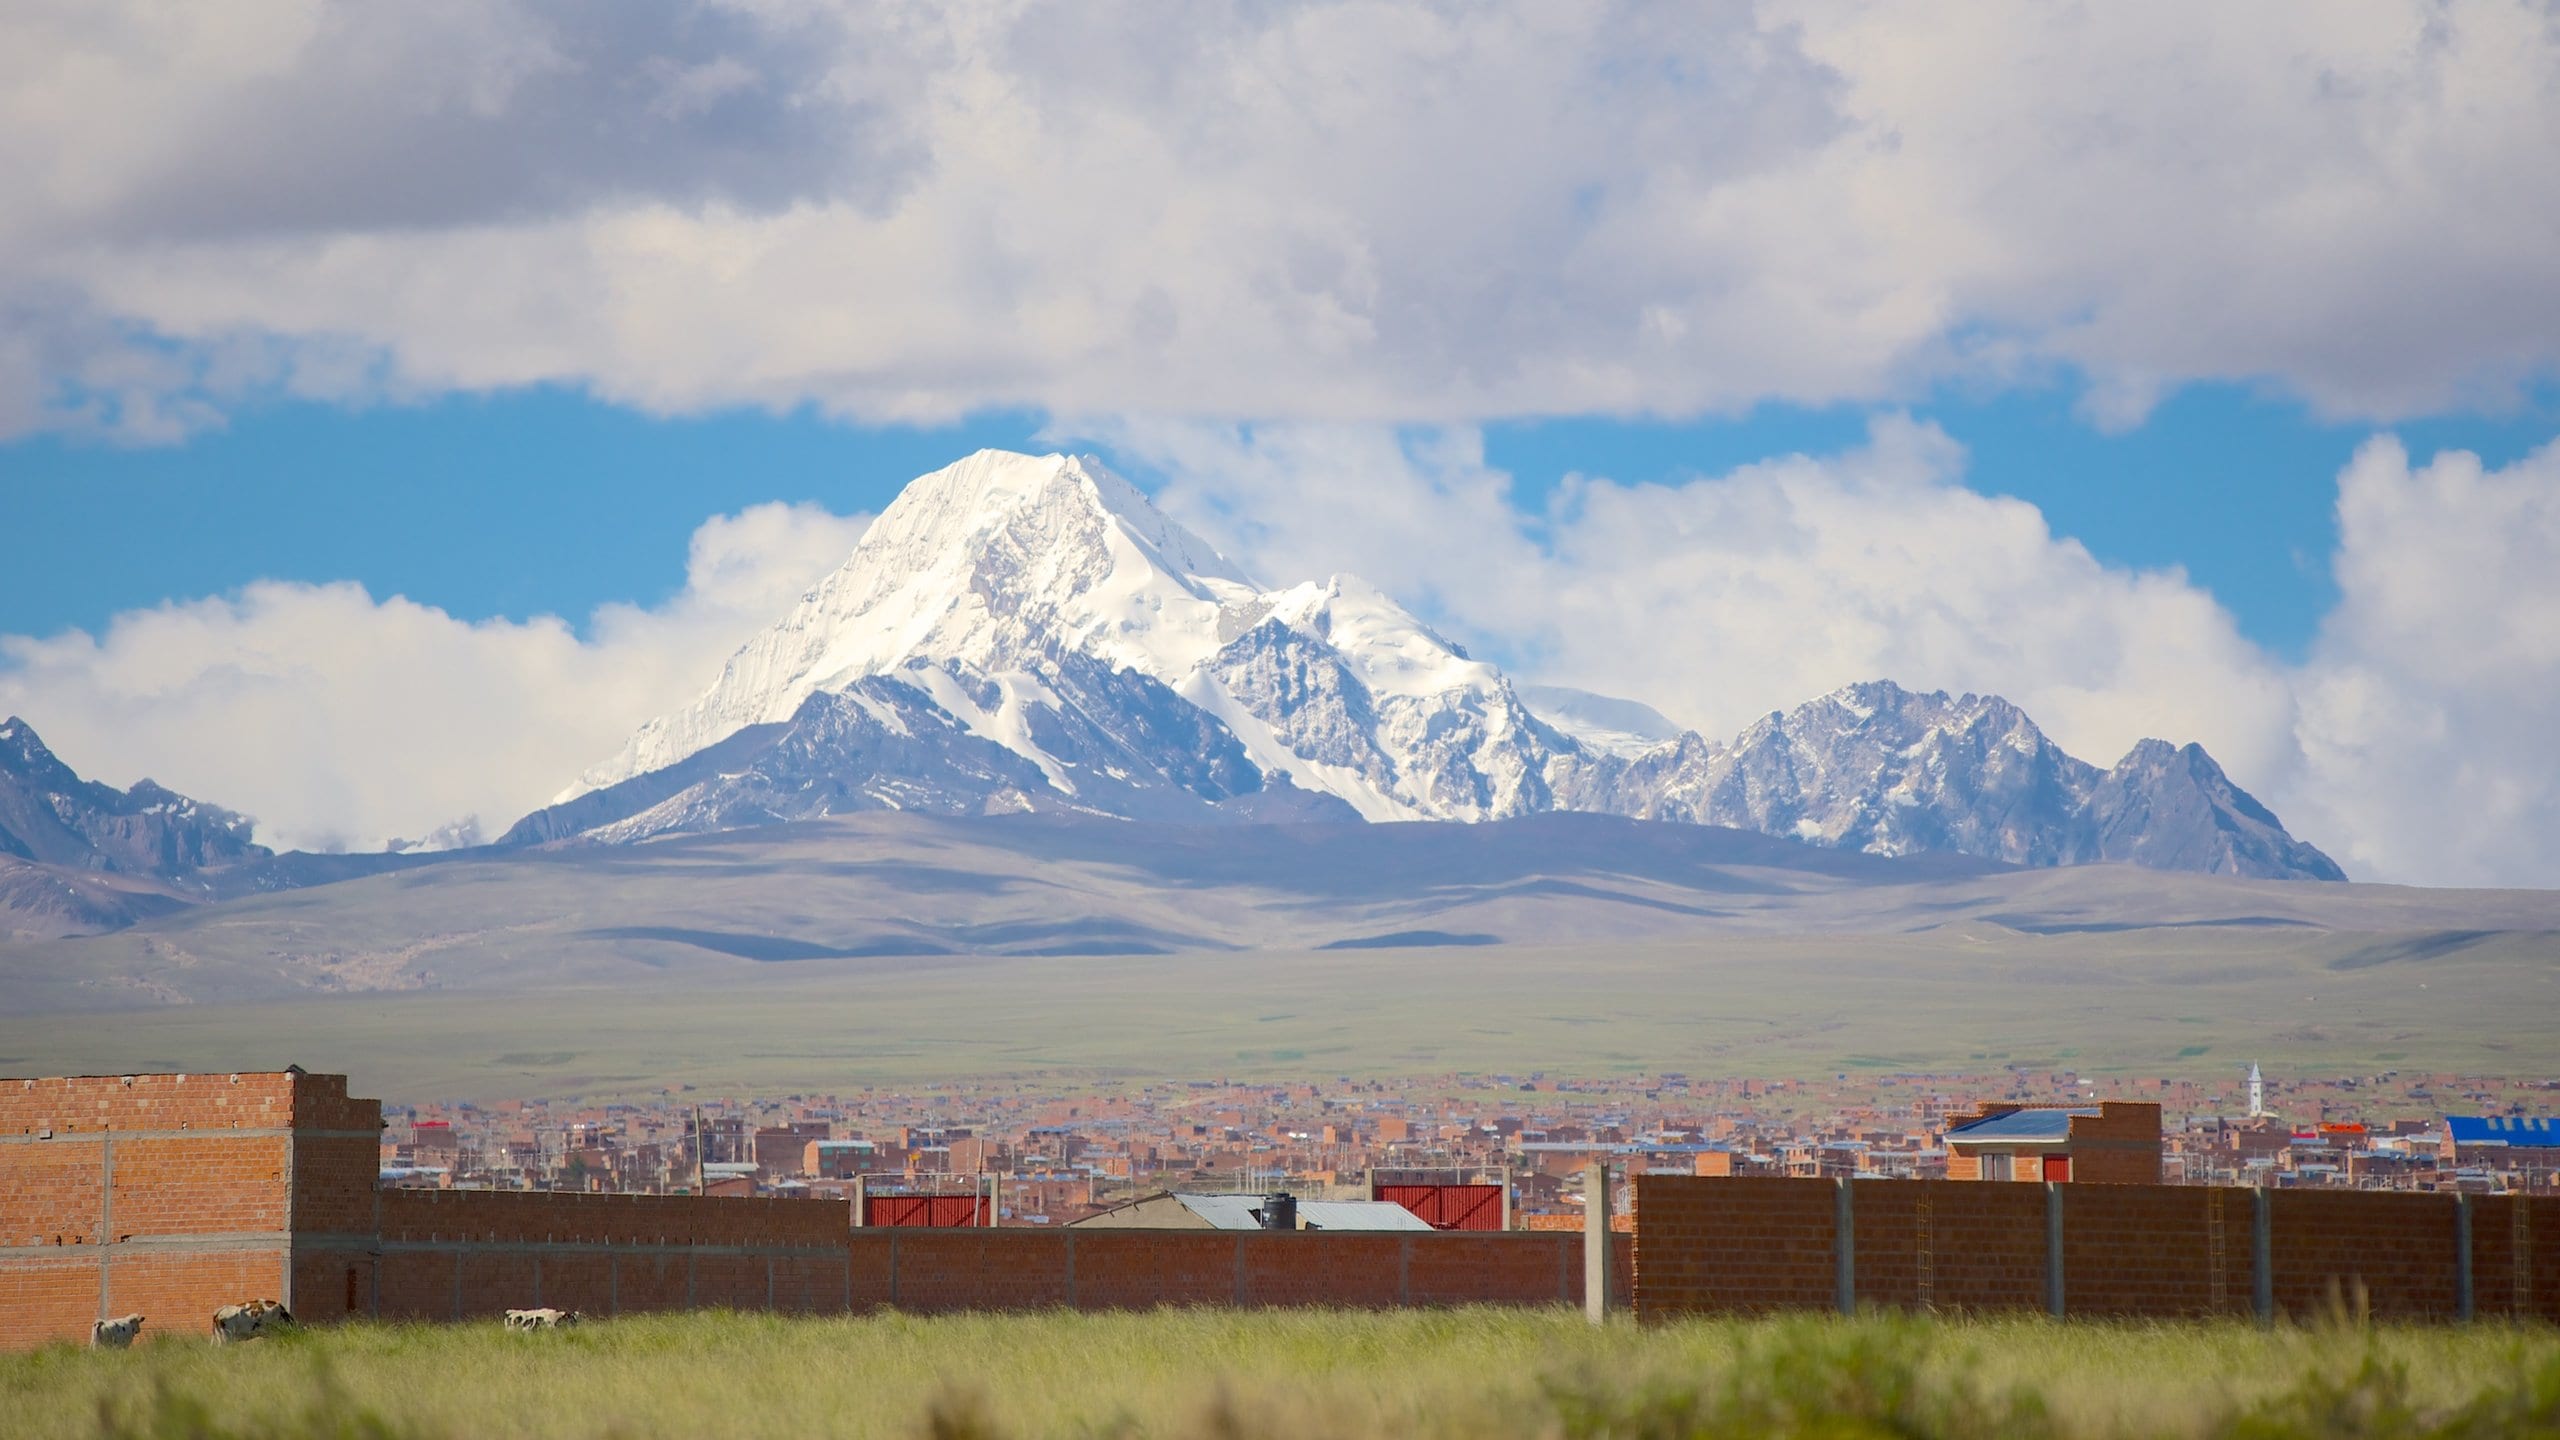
[569,450,1261,796]
[0,717,266,898]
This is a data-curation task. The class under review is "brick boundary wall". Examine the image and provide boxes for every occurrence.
[1635,1176,2560,1323]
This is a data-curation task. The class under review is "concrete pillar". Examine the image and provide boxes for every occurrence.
[1583,1161,1613,1325]
[2251,1187,2274,1325]
[2455,1195,2475,1323]
[1834,1177,1856,1315]
[2044,1182,2065,1319]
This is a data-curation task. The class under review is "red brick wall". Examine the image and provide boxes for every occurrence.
[854,1230,1593,1312]
[377,1189,848,1248]
[1634,1177,2555,1323]
[2059,1184,2249,1318]
[2265,1190,2459,1321]
[1634,1175,1836,1316]
[367,1188,856,1322]
[1,1073,312,1349]
[1852,1179,2045,1313]
[2466,1195,2559,1321]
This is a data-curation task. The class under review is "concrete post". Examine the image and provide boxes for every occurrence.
[2044,1182,2066,1319]
[2455,1195,2475,1322]
[1834,1177,1856,1315]
[1583,1161,1613,1325]
[851,1175,866,1227]
[2251,1187,2274,1325]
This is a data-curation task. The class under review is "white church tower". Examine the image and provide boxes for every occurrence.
[2248,1062,2265,1119]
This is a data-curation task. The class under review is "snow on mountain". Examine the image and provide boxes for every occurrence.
[1516,685,1686,758]
[528,451,2344,881]
[0,715,266,881]
[568,449,1257,800]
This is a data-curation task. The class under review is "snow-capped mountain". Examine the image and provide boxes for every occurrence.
[1574,682,2344,879]
[0,716,267,881]
[0,715,276,938]
[517,450,2344,881]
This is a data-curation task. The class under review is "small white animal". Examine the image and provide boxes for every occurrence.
[92,1314,144,1348]
[504,1307,582,1331]
[211,1299,293,1344]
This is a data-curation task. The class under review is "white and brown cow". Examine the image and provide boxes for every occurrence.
[91,1314,145,1348]
[210,1299,293,1344]
[503,1307,582,1331]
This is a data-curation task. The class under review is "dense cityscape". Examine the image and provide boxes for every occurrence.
[375,1065,2560,1222]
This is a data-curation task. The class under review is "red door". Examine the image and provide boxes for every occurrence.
[2042,1154,2072,1182]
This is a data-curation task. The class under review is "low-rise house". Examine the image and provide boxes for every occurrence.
[1942,1101,2161,1183]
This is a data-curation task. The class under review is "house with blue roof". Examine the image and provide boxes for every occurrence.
[1942,1100,2162,1184]
[2442,1116,2560,1168]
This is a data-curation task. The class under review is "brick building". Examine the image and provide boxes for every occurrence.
[1942,1101,2162,1183]
[0,1069,383,1351]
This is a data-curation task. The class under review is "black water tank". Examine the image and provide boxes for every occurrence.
[1259,1192,1297,1230]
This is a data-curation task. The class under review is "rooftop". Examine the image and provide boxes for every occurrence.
[2446,1116,2560,1146]
[1945,1107,2097,1143]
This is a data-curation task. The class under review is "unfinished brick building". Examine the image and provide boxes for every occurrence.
[0,1069,382,1351]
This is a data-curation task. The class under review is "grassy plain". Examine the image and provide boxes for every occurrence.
[8,1309,2557,1440]
[0,927,2550,1103]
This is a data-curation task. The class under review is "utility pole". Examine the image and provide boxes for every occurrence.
[693,1105,706,1194]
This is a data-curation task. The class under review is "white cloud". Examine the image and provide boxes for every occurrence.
[0,502,869,851]
[3,1,2556,439]
[2289,437,2560,887]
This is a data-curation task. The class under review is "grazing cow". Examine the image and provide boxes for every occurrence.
[504,1307,582,1331]
[210,1299,293,1344]
[92,1315,144,1348]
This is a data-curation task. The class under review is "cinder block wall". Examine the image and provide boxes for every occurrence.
[1635,1175,2559,1323]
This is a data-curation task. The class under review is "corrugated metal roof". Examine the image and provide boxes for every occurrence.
[2446,1116,2560,1146]
[1169,1194,1433,1231]
[1945,1108,2095,1143]
[1297,1201,1432,1232]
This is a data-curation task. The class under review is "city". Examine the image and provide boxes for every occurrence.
[374,1065,2560,1221]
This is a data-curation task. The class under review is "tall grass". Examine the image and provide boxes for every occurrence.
[5,1309,2553,1440]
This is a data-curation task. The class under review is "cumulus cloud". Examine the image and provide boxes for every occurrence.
[2,1,2556,439]
[0,502,869,851]
[2289,437,2560,887]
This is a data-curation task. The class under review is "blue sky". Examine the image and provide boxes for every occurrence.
[12,382,2555,663]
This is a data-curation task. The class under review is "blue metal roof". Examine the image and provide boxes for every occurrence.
[2446,1116,2560,1146]
[1945,1108,2095,1143]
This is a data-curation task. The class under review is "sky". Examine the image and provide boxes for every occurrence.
[4,1,2560,885]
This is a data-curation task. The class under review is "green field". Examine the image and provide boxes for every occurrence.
[8,1309,2556,1439]
[0,927,2550,1103]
